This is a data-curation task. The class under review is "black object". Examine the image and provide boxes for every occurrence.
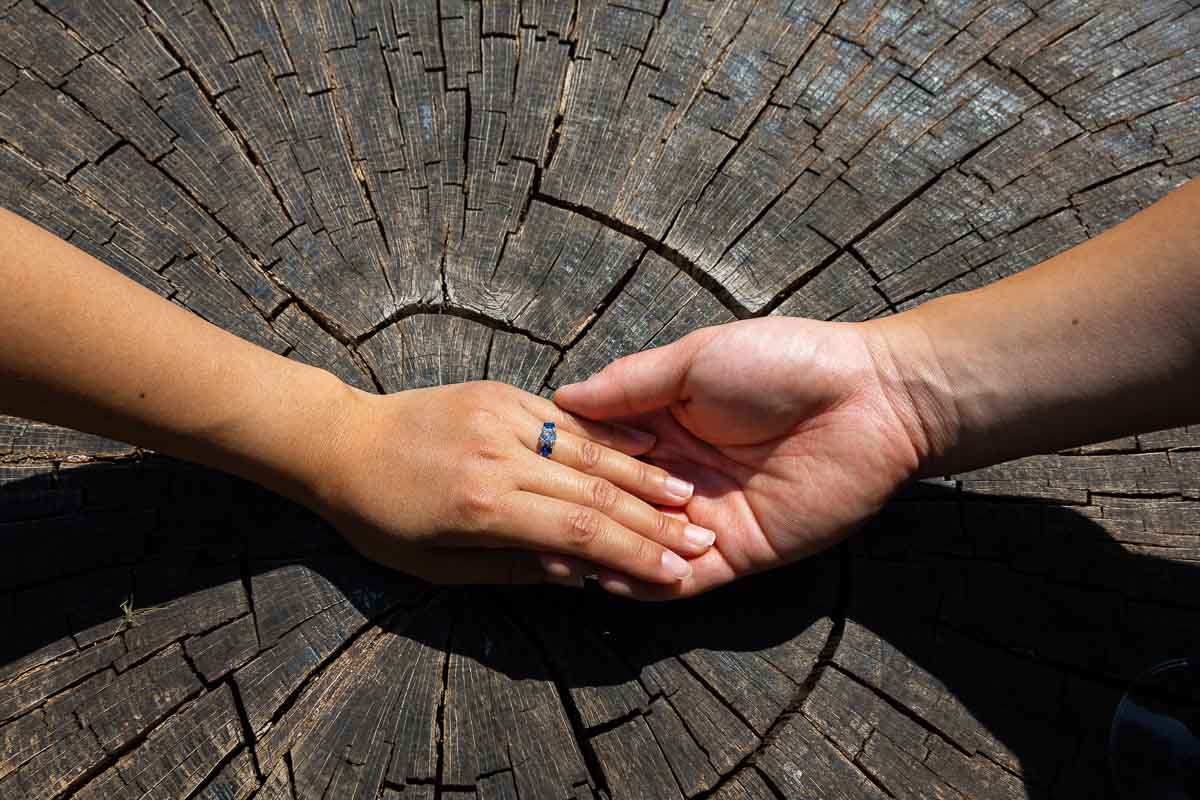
[1110,658,1200,799]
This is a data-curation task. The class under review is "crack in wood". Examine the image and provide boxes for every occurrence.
[355,301,566,353]
[431,597,455,799]
[2,3,1199,797]
[531,192,751,319]
[497,604,609,798]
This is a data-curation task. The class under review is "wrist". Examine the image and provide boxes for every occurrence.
[860,301,965,479]
[229,359,363,513]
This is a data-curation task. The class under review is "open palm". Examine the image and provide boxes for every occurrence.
[554,317,929,599]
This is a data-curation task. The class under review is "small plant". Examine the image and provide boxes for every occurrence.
[119,595,166,629]
[120,596,138,628]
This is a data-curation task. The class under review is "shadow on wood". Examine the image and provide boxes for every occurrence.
[2,458,1195,798]
[0,0,1196,796]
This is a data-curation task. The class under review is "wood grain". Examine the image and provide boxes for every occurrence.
[0,1,1197,797]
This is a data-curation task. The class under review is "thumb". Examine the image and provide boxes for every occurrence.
[554,337,698,419]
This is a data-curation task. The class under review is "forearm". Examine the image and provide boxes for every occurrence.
[868,179,1200,477]
[0,207,347,504]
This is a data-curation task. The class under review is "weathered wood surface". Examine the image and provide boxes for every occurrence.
[0,1,1198,797]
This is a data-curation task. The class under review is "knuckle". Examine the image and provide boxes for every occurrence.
[653,510,675,541]
[564,508,602,547]
[632,536,658,568]
[472,441,507,463]
[458,487,498,528]
[578,439,603,470]
[587,478,619,512]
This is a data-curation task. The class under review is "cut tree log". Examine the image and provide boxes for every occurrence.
[0,1,1198,798]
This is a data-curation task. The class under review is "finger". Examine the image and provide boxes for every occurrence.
[537,506,693,586]
[537,552,594,587]
[595,543,738,601]
[516,420,695,506]
[553,336,702,419]
[518,394,656,455]
[595,561,720,601]
[597,570,691,601]
[496,491,695,584]
[517,447,715,557]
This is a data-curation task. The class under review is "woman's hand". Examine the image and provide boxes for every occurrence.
[307,380,717,586]
[0,203,713,588]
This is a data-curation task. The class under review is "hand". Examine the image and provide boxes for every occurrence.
[306,380,717,586]
[552,317,938,599]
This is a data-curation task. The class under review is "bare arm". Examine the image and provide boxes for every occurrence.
[0,207,712,586]
[871,178,1200,477]
[0,207,348,505]
[553,178,1200,599]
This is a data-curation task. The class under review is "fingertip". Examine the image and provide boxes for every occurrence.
[554,366,631,418]
[539,552,573,578]
[662,475,694,503]
[597,570,686,602]
[552,380,587,407]
[539,552,587,588]
[661,549,692,580]
[599,574,634,597]
[683,524,716,550]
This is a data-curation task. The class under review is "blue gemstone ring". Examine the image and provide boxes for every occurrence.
[537,422,557,457]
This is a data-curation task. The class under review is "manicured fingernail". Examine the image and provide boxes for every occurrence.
[601,576,633,596]
[684,524,716,549]
[540,555,572,578]
[664,476,694,501]
[661,550,692,580]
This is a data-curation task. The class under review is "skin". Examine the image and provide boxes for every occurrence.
[3,174,1196,597]
[553,178,1200,600]
[0,207,717,587]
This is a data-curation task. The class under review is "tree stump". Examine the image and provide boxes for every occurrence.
[1,1,1198,798]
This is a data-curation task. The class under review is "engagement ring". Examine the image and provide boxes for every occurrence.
[538,422,556,457]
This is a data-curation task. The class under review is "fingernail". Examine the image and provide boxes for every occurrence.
[664,476,694,501]
[684,524,716,549]
[540,555,572,578]
[601,576,633,596]
[661,550,692,580]
[547,574,585,588]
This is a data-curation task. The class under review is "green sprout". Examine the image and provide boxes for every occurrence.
[119,595,166,629]
[120,596,138,628]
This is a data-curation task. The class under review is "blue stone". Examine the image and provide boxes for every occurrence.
[537,422,556,457]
